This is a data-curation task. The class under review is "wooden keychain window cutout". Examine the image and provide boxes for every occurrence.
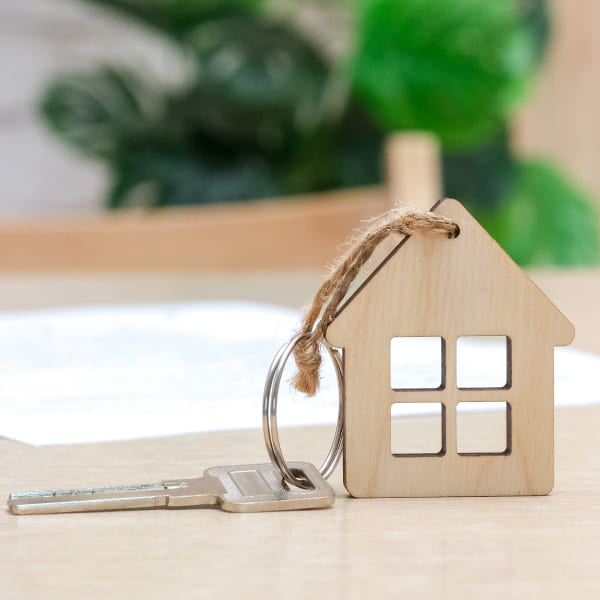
[390,402,445,456]
[390,336,445,390]
[291,198,575,498]
[456,401,511,455]
[456,335,511,389]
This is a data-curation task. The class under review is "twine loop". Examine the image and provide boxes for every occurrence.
[291,205,459,396]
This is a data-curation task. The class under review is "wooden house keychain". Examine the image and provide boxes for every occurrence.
[8,199,574,514]
[265,198,574,498]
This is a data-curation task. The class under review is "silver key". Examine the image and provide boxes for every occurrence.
[7,462,334,515]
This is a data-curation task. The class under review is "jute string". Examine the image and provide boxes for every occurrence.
[292,206,460,396]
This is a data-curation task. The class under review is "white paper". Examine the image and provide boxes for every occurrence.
[0,302,597,445]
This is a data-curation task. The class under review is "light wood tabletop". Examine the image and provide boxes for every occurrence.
[0,269,599,599]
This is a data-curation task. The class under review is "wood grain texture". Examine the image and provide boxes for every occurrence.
[0,406,599,599]
[326,199,574,497]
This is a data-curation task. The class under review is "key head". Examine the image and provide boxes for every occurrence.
[205,462,335,513]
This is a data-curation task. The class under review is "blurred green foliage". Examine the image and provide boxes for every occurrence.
[352,0,537,148]
[482,160,600,265]
[40,0,598,265]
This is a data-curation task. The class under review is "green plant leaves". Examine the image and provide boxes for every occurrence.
[181,18,333,149]
[41,16,350,207]
[40,67,157,158]
[108,146,282,208]
[82,0,264,38]
[443,130,516,213]
[480,160,599,266]
[517,0,550,62]
[351,0,540,148]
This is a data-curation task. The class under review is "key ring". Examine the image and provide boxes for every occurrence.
[262,332,344,489]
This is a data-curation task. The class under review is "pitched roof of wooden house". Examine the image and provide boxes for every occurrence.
[325,198,575,349]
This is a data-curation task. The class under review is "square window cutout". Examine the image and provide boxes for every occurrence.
[391,403,445,455]
[390,337,444,390]
[456,402,510,455]
[456,336,510,389]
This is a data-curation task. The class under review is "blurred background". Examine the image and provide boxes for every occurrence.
[1,0,599,267]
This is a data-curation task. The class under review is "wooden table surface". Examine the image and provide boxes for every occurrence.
[0,270,599,599]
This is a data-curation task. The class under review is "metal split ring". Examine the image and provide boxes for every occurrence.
[262,332,344,489]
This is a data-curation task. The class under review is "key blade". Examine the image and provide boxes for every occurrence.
[7,482,172,515]
[209,461,335,513]
[8,476,227,515]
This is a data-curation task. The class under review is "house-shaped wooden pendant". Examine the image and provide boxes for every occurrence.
[325,198,575,497]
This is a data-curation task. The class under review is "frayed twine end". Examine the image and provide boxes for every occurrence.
[291,335,322,396]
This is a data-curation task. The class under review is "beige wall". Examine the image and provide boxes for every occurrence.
[515,0,600,206]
